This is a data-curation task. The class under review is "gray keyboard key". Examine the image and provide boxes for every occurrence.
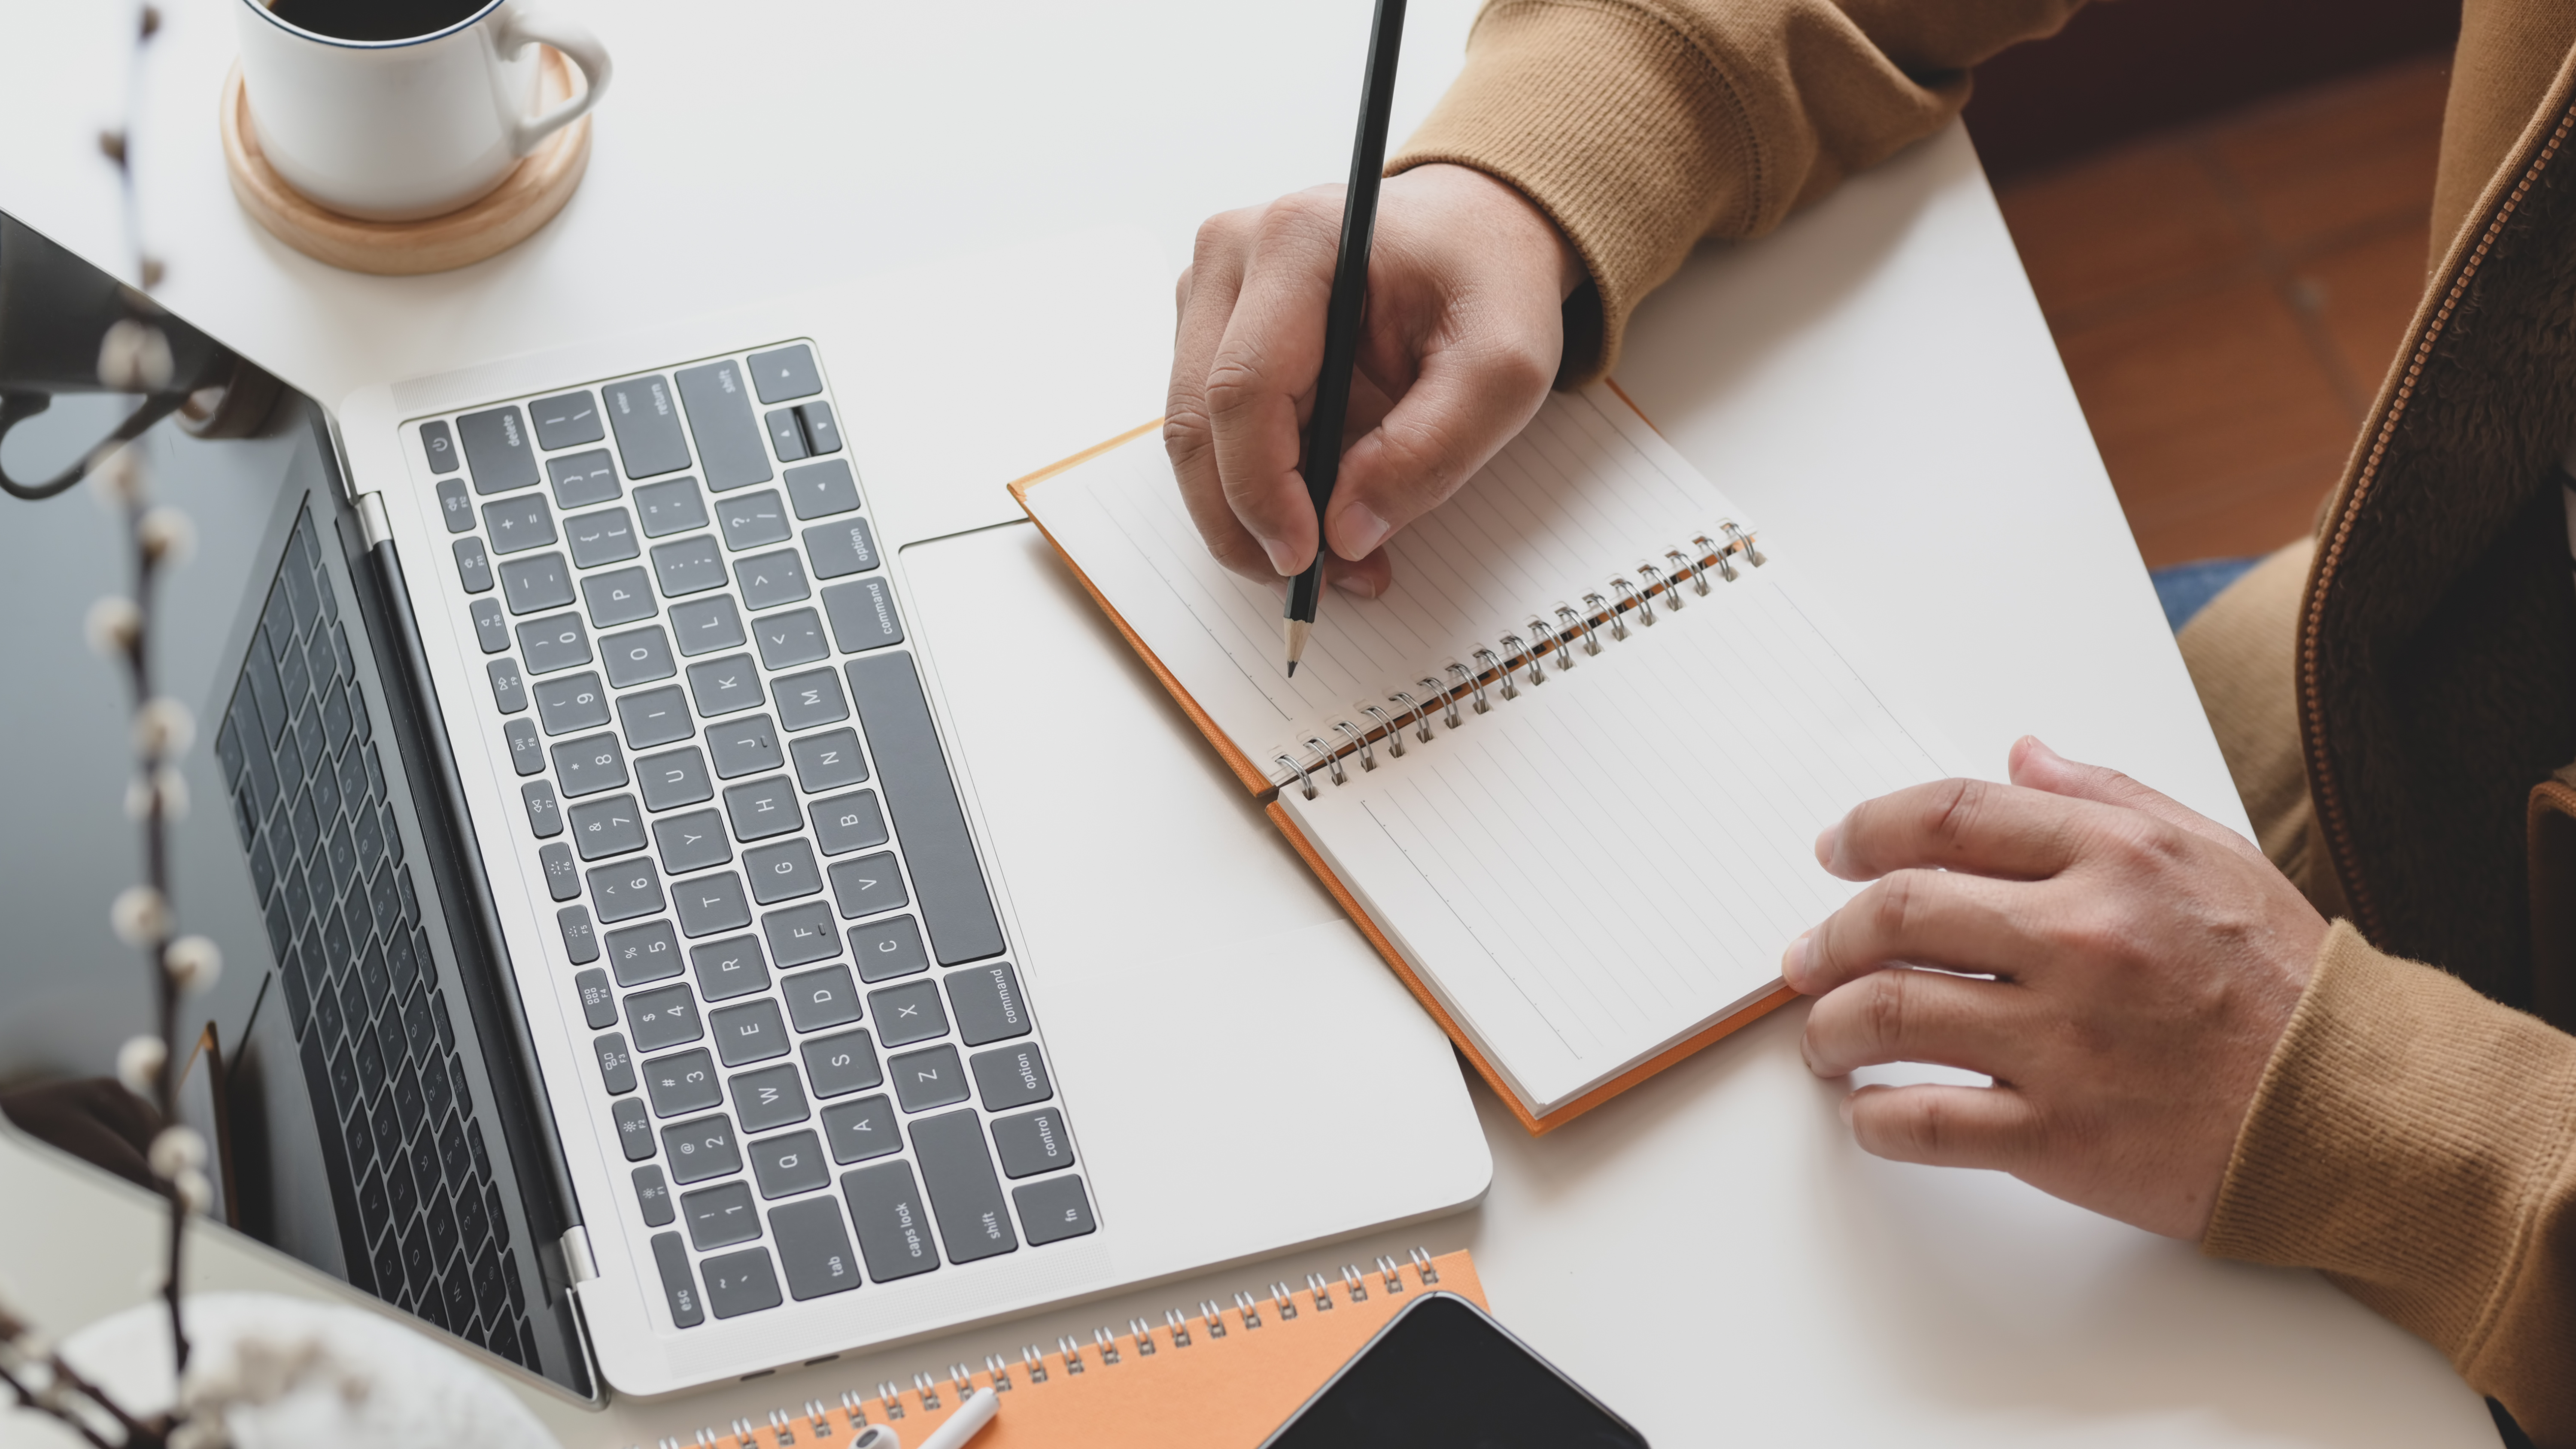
[651,535,728,597]
[822,578,903,653]
[627,984,702,1051]
[436,477,474,534]
[971,1043,1052,1111]
[633,476,709,538]
[521,780,563,838]
[617,683,694,750]
[781,963,860,1031]
[643,1047,722,1117]
[470,598,510,654]
[746,838,822,904]
[686,653,765,717]
[890,1045,968,1113]
[575,968,618,1029]
[454,537,494,593]
[764,406,808,462]
[570,792,647,860]
[637,746,714,811]
[1015,1175,1094,1246]
[748,343,821,404]
[421,419,461,474]
[581,565,657,629]
[702,1246,781,1318]
[946,961,1031,1046]
[544,840,585,897]
[593,1033,636,1094]
[547,448,622,509]
[707,715,782,777]
[841,1159,936,1281]
[459,405,538,494]
[909,1108,1015,1263]
[761,902,841,969]
[550,731,627,796]
[785,459,860,519]
[768,1194,860,1299]
[614,1098,655,1161]
[653,808,732,874]
[737,549,811,611]
[869,978,948,1046]
[566,507,641,568]
[773,668,850,732]
[791,728,868,791]
[991,1108,1073,1179]
[731,1063,809,1132]
[723,774,801,840]
[530,389,605,450]
[534,670,611,735]
[604,375,691,479]
[504,717,546,775]
[487,657,527,714]
[676,360,772,492]
[811,789,887,856]
[802,1027,881,1097]
[649,1230,703,1324]
[832,856,911,930]
[633,1163,675,1225]
[796,402,841,456]
[517,612,592,674]
[559,905,600,963]
[587,856,664,923]
[500,551,576,615]
[691,934,770,1001]
[821,1095,899,1165]
[608,919,684,986]
[662,1111,743,1185]
[803,517,879,580]
[683,1180,762,1251]
[847,654,1003,963]
[601,625,677,687]
[482,493,554,553]
[670,595,745,656]
[717,489,792,551]
[752,607,829,669]
[674,870,753,938]
[711,997,790,1066]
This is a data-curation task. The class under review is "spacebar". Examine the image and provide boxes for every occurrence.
[844,652,1005,964]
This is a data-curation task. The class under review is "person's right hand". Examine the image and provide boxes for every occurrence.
[1166,163,1585,597]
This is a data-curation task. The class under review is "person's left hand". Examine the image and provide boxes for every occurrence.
[1785,736,2328,1240]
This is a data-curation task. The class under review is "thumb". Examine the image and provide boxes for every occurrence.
[2007,735,2249,852]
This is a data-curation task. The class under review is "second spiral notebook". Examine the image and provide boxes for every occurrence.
[1012,384,1967,1132]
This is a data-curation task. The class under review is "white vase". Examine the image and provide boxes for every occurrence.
[55,1291,557,1449]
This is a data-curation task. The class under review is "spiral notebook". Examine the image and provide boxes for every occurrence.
[1012,385,1966,1132]
[632,1248,1482,1449]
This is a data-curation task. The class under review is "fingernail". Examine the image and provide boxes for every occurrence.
[1336,502,1391,559]
[1331,572,1379,598]
[1258,534,1303,577]
[1813,822,1839,866]
[1783,930,1811,989]
[1838,1094,1857,1127]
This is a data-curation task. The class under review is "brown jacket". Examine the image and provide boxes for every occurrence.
[1390,0,2576,1437]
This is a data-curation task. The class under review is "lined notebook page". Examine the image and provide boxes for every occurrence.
[1279,562,1961,1115]
[1022,386,1745,784]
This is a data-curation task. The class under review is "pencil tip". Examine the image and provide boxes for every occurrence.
[1283,617,1312,677]
[1286,661,1297,677]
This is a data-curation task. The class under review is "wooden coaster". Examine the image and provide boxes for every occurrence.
[220,47,590,276]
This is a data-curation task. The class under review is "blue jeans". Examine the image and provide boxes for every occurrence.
[2150,557,2262,633]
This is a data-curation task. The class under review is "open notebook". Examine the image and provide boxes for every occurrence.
[1013,386,1965,1130]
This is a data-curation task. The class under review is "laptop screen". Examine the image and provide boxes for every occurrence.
[0,212,589,1396]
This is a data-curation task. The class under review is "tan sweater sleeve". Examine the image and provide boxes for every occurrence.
[1388,0,2084,382]
[2206,921,2576,1440]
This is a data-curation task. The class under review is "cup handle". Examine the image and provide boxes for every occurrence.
[495,7,613,156]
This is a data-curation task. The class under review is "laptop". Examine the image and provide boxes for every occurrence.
[0,210,1489,1400]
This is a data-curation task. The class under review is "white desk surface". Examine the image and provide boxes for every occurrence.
[0,1,2492,1444]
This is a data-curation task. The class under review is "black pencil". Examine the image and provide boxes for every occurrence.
[1285,0,1408,677]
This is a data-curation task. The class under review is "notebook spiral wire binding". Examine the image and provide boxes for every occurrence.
[1271,524,1765,799]
[624,1247,1450,1449]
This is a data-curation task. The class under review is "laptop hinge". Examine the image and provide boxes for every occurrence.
[559,1225,600,1288]
[354,490,393,548]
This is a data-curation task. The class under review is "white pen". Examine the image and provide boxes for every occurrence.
[853,1387,1000,1449]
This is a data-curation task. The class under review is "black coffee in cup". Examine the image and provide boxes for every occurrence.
[262,0,492,43]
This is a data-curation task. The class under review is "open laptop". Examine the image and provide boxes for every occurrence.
[0,211,1488,1400]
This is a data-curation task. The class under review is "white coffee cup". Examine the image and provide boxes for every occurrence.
[234,0,612,222]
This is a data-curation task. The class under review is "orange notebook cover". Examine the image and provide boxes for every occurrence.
[649,1249,1483,1449]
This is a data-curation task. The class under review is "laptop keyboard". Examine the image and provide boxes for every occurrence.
[417,343,1091,1327]
[213,506,538,1367]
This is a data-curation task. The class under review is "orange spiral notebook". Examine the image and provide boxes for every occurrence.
[633,1248,1483,1449]
[1009,385,1966,1133]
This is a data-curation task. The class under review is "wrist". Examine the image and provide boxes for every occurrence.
[1405,162,1587,301]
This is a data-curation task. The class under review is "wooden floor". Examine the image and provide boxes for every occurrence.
[1992,56,2450,568]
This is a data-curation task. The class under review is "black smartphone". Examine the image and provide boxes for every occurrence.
[1261,1291,1649,1448]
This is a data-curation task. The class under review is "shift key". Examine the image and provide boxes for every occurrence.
[908,1108,1016,1263]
